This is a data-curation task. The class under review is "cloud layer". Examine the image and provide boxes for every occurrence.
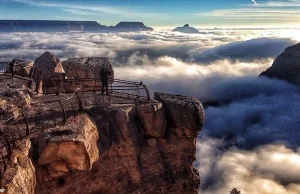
[1,29,300,193]
[196,138,300,194]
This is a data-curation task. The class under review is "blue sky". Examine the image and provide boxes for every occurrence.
[0,0,300,27]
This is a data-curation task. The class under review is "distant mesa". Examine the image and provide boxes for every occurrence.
[172,24,200,34]
[0,20,154,32]
[260,42,300,85]
[109,22,154,32]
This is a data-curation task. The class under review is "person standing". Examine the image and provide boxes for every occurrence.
[9,59,16,78]
[100,67,110,95]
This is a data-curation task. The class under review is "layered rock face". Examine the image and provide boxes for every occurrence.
[62,57,114,81]
[172,24,200,34]
[31,94,203,194]
[260,42,300,84]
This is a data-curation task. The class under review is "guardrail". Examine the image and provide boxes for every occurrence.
[43,78,150,102]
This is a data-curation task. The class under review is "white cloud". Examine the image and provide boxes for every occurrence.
[252,0,258,5]
[196,139,300,194]
[195,0,300,21]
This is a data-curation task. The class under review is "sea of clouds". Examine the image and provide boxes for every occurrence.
[1,28,300,194]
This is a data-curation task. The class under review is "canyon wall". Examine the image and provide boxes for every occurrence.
[1,92,204,194]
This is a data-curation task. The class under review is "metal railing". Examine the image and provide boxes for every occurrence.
[43,78,150,102]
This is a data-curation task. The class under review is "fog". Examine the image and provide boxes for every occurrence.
[1,28,300,194]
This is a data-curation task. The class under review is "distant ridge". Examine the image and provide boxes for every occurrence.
[172,24,200,34]
[0,20,153,32]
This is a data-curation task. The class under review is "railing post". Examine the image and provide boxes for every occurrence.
[22,112,30,136]
[56,80,59,96]
[75,91,84,112]
[59,101,67,122]
[140,81,150,101]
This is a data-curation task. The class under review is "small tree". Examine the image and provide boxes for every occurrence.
[230,188,241,194]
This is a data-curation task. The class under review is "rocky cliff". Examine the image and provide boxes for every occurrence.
[260,42,300,84]
[1,91,204,194]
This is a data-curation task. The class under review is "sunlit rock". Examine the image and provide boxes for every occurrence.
[11,59,33,77]
[137,102,166,137]
[38,114,99,179]
[154,92,204,138]
[62,57,114,81]
[32,51,65,82]
[1,138,36,194]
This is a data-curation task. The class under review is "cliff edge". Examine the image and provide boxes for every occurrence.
[260,42,300,84]
[1,88,204,193]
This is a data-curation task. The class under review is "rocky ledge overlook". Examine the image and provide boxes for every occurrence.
[0,52,204,194]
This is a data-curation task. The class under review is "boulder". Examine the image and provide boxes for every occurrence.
[172,24,200,34]
[1,138,36,194]
[13,59,33,77]
[260,42,300,84]
[38,114,99,179]
[32,51,65,81]
[154,92,204,138]
[62,57,114,81]
[136,102,166,137]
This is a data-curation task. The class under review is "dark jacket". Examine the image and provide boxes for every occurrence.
[9,62,15,71]
[100,69,111,83]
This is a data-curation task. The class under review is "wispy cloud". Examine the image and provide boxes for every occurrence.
[249,0,300,7]
[11,0,126,14]
[195,0,300,21]
[10,0,162,17]
[252,0,258,5]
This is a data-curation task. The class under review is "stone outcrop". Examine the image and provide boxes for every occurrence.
[172,24,200,34]
[1,138,36,194]
[137,102,166,137]
[32,52,65,82]
[62,57,114,81]
[154,92,204,138]
[12,59,33,77]
[260,42,300,84]
[37,114,99,180]
[34,94,203,194]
